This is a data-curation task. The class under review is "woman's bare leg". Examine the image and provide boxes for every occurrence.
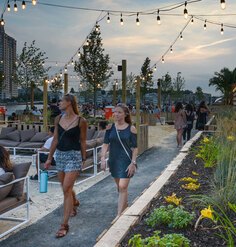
[117,178,130,216]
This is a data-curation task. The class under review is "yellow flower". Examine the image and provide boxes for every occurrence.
[227,135,235,142]
[203,137,210,144]
[180,177,198,183]
[201,206,214,220]
[192,171,199,176]
[164,193,182,206]
[182,182,200,191]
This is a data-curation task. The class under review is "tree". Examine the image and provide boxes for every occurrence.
[16,40,49,110]
[49,77,63,100]
[74,29,113,114]
[140,57,153,99]
[209,67,236,105]
[127,72,136,95]
[160,72,173,104]
[172,72,185,100]
[195,86,204,102]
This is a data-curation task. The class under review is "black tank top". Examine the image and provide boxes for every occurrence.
[57,117,81,151]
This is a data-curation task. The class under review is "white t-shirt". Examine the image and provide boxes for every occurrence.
[0,168,5,176]
[43,137,53,150]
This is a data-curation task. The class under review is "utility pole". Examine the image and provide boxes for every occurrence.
[64,73,68,94]
[157,79,161,109]
[113,81,117,106]
[122,59,127,103]
[43,78,48,131]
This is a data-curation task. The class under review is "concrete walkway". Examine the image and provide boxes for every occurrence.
[1,132,179,247]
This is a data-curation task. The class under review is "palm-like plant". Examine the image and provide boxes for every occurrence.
[209,67,236,105]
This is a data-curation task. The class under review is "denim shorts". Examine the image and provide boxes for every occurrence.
[55,150,82,172]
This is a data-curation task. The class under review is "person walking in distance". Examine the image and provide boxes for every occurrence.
[183,104,195,143]
[174,102,187,148]
[44,94,87,238]
[101,103,138,218]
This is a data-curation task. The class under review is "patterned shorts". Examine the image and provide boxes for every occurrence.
[55,150,82,172]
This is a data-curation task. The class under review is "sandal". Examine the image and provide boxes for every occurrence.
[55,224,69,238]
[70,207,77,217]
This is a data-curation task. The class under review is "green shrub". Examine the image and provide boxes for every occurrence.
[128,231,190,247]
[146,205,195,229]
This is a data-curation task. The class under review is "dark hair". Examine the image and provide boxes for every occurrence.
[63,94,79,115]
[116,103,132,124]
[49,126,55,133]
[99,121,107,130]
[175,102,183,113]
[0,146,12,171]
[51,98,57,104]
[185,104,193,112]
[199,101,206,108]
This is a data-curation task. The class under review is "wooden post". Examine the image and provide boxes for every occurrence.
[157,79,161,109]
[113,84,117,106]
[43,79,48,131]
[122,60,127,103]
[64,73,68,94]
[136,76,141,149]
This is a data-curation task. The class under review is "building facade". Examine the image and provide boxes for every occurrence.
[0,25,18,100]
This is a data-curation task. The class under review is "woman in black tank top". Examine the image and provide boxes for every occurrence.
[45,94,87,238]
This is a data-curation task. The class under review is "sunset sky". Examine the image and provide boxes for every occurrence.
[1,0,236,95]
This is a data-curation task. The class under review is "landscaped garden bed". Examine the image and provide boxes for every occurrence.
[121,111,236,247]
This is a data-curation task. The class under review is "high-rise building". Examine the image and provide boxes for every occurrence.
[0,25,18,100]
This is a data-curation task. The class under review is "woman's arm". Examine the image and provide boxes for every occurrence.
[79,118,88,161]
[130,125,138,165]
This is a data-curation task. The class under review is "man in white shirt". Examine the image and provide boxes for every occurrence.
[30,127,55,180]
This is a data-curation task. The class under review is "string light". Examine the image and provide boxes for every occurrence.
[0,16,4,26]
[71,60,74,66]
[162,56,165,63]
[184,1,188,19]
[136,13,140,26]
[204,20,207,30]
[180,32,183,40]
[95,22,100,32]
[191,17,194,24]
[22,1,26,10]
[14,1,18,12]
[120,13,124,26]
[64,66,67,72]
[220,0,226,10]
[157,9,161,25]
[154,65,157,71]
[7,2,10,12]
[32,0,37,6]
[86,39,90,46]
[170,46,173,53]
[107,12,110,23]
[77,50,81,58]
[221,23,224,35]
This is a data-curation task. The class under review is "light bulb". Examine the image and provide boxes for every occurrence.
[64,66,67,72]
[77,50,81,58]
[7,3,10,12]
[71,60,74,66]
[136,13,140,26]
[22,1,26,10]
[184,2,188,19]
[221,23,224,35]
[204,20,207,30]
[157,10,161,25]
[120,13,124,26]
[170,46,173,53]
[154,66,157,71]
[14,2,18,12]
[86,39,90,46]
[95,22,100,32]
[0,18,4,26]
[191,17,194,24]
[180,32,183,40]
[32,0,37,5]
[220,0,226,10]
[162,57,165,64]
[60,72,63,77]
[107,12,110,23]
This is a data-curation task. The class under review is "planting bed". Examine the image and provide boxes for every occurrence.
[121,138,226,247]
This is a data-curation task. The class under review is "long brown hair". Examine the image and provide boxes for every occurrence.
[64,94,79,115]
[116,103,132,125]
[0,145,13,171]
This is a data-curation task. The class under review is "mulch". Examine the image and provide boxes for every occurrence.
[121,139,227,247]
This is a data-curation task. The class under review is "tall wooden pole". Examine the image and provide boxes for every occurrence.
[157,79,161,109]
[43,79,48,131]
[113,84,117,106]
[64,73,68,94]
[122,59,127,103]
[136,76,141,149]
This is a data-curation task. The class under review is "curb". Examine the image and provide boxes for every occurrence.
[94,131,203,247]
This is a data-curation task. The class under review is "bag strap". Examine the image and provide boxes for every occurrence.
[115,125,132,161]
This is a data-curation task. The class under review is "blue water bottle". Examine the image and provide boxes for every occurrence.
[40,170,48,193]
